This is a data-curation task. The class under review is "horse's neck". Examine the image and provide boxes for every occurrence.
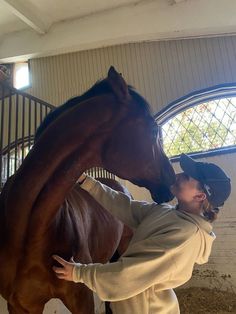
[4,94,122,257]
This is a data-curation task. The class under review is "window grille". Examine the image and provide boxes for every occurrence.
[156,86,236,158]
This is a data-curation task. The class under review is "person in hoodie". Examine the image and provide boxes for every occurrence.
[52,153,231,314]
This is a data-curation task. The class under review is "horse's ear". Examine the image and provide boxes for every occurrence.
[107,66,131,102]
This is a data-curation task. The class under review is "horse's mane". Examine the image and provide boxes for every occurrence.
[35,78,152,141]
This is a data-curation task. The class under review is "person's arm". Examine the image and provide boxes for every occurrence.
[53,225,199,301]
[77,174,159,229]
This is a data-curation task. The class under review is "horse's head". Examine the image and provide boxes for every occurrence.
[33,66,175,204]
[102,67,176,203]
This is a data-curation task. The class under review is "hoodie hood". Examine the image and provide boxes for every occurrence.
[176,210,216,264]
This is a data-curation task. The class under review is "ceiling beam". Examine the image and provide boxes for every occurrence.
[1,0,49,34]
[1,0,236,63]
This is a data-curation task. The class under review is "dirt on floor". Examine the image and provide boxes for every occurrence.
[176,287,236,314]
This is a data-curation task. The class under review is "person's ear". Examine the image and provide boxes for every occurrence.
[194,192,207,202]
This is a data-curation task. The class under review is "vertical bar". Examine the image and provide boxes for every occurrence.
[40,103,43,124]
[34,100,37,136]
[22,96,25,162]
[0,84,5,188]
[28,98,32,151]
[159,125,164,147]
[7,90,12,179]
[14,93,19,173]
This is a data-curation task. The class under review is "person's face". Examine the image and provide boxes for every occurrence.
[171,172,205,204]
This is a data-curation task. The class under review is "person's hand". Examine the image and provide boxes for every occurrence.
[52,255,81,281]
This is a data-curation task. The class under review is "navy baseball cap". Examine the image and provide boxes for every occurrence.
[180,154,231,207]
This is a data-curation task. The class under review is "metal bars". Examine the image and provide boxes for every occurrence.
[0,83,54,188]
[0,82,115,189]
[86,167,115,179]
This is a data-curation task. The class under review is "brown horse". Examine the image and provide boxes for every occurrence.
[0,67,175,313]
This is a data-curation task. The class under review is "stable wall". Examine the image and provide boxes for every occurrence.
[27,35,236,112]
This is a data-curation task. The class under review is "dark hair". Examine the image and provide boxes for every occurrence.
[203,205,219,223]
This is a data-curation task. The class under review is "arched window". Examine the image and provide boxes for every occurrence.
[155,84,236,159]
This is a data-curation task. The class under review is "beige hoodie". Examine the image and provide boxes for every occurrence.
[73,176,215,314]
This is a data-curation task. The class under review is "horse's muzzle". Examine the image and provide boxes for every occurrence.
[151,184,174,204]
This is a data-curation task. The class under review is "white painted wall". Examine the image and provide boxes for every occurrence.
[27,36,236,114]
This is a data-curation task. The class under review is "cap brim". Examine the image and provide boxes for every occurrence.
[179,154,200,181]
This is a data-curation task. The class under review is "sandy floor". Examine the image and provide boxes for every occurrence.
[176,287,236,313]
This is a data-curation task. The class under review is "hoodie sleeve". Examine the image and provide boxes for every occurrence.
[79,175,159,229]
[72,226,199,301]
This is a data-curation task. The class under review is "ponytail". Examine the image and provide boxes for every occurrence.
[203,203,219,223]
[198,183,220,223]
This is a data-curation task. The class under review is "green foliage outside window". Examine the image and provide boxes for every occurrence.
[161,98,236,157]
